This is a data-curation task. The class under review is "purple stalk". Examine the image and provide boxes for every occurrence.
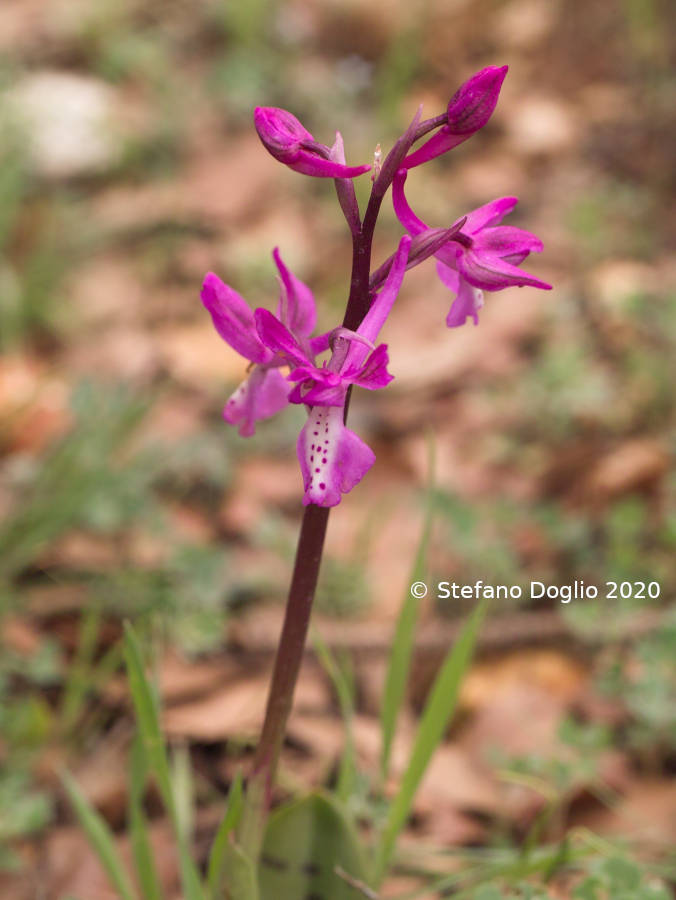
[239,502,329,857]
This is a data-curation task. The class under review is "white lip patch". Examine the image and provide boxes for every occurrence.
[298,405,375,507]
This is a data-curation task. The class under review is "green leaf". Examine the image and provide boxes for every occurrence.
[259,793,368,900]
[61,769,138,900]
[208,770,245,898]
[373,599,487,884]
[380,436,436,781]
[221,841,260,900]
[123,623,204,900]
[129,735,163,900]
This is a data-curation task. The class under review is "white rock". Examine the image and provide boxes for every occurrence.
[6,71,121,178]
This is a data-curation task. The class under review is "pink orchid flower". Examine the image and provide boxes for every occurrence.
[254,236,411,507]
[393,169,551,327]
[201,250,330,436]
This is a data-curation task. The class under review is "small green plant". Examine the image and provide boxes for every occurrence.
[0,641,59,868]
[573,855,671,900]
[596,613,676,759]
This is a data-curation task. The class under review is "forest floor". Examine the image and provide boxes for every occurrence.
[0,0,675,897]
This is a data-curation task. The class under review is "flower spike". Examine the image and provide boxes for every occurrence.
[254,107,371,179]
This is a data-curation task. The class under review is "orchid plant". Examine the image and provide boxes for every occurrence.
[62,69,670,900]
[198,64,551,893]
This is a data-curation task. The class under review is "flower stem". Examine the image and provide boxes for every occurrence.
[238,502,329,857]
[254,503,330,778]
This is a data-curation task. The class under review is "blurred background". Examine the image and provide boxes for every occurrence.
[0,0,674,896]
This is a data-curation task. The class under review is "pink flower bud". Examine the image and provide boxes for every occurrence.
[403,65,508,168]
[254,107,371,179]
[446,65,508,135]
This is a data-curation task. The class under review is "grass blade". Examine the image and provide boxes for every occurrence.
[312,628,357,805]
[171,742,194,848]
[60,608,102,734]
[61,769,138,900]
[380,435,436,782]
[123,623,204,900]
[373,599,486,885]
[129,734,163,900]
[207,770,245,898]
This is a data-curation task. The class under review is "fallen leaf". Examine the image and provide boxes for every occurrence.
[163,662,328,741]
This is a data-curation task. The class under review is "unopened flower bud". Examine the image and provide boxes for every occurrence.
[254,107,371,179]
[403,65,508,169]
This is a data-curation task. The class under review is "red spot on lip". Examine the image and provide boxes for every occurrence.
[319,483,326,489]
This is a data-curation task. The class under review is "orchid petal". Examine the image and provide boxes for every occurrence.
[392,170,427,235]
[298,382,348,406]
[254,308,313,367]
[223,366,290,436]
[201,273,271,364]
[298,405,376,507]
[402,128,467,169]
[290,154,371,179]
[435,260,460,293]
[344,343,394,390]
[458,250,552,291]
[462,197,519,232]
[472,225,543,257]
[441,268,484,327]
[310,331,332,355]
[272,248,317,336]
[434,241,463,272]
